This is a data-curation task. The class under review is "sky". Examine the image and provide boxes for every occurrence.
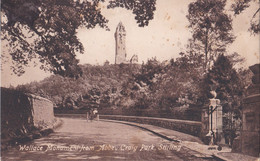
[1,0,259,87]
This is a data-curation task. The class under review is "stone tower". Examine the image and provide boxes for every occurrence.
[115,22,127,64]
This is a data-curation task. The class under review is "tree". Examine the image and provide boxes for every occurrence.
[1,0,156,77]
[201,54,245,145]
[187,0,235,70]
[231,0,259,34]
[203,54,243,113]
[107,0,156,27]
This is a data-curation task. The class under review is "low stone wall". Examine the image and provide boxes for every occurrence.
[55,114,202,137]
[100,115,201,137]
[55,114,87,119]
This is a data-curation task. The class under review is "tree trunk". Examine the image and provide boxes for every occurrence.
[204,28,209,72]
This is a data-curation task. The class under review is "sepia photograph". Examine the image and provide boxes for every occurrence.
[1,0,259,160]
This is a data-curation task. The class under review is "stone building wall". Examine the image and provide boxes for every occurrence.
[238,64,260,157]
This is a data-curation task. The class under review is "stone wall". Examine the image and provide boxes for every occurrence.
[1,88,55,141]
[99,115,202,137]
[29,94,55,128]
[55,114,202,137]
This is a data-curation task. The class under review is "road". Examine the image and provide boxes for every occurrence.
[1,118,216,161]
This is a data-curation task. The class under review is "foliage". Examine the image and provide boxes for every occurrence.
[1,0,156,77]
[202,54,243,112]
[19,54,206,120]
[107,0,156,27]
[1,87,38,141]
[20,51,251,123]
[19,64,141,109]
[187,0,235,70]
[231,0,260,34]
[201,54,249,145]
[117,54,205,120]
[1,0,109,77]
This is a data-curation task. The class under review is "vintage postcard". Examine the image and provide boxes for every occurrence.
[1,0,259,160]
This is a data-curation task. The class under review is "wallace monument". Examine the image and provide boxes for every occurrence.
[114,22,138,64]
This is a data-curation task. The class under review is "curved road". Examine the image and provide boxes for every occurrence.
[1,118,215,161]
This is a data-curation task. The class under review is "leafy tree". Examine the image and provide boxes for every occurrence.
[119,54,204,120]
[135,57,162,87]
[1,0,108,77]
[203,54,243,113]
[187,0,235,70]
[118,58,161,109]
[18,63,140,109]
[81,87,101,109]
[201,54,245,145]
[152,54,204,112]
[107,0,156,27]
[231,0,259,34]
[1,0,156,77]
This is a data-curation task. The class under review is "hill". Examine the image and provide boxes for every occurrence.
[18,63,141,110]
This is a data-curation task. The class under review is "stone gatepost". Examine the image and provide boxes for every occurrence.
[201,91,223,145]
[239,64,260,157]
